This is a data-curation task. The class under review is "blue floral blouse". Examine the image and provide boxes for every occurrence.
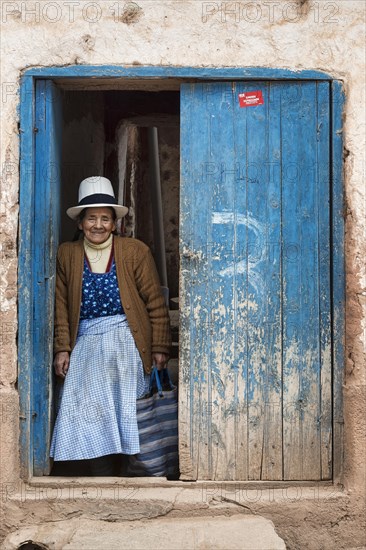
[79,257,124,320]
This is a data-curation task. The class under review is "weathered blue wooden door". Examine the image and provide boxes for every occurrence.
[180,81,332,480]
[33,80,62,474]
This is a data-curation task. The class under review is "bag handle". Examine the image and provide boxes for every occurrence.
[159,367,176,391]
[150,367,176,396]
[150,367,164,397]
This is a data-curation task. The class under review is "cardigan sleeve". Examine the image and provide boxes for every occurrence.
[134,247,171,355]
[53,246,72,354]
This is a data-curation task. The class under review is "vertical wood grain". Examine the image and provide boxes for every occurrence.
[317,82,332,479]
[33,80,62,475]
[331,80,345,482]
[18,75,35,479]
[232,84,250,482]
[261,82,283,480]
[281,82,331,480]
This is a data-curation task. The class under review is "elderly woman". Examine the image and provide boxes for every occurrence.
[50,176,171,476]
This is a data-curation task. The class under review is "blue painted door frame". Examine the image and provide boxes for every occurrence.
[18,66,345,480]
[19,79,62,476]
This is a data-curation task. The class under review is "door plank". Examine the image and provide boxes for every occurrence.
[179,84,195,479]
[281,82,330,480]
[208,82,242,480]
[331,80,345,481]
[33,80,62,475]
[317,82,332,480]
[260,82,283,480]
[231,84,250,482]
[18,75,35,479]
[180,83,212,479]
[244,82,279,480]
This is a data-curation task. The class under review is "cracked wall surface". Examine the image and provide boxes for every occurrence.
[0,0,365,545]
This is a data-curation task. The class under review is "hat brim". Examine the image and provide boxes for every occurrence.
[66,203,129,220]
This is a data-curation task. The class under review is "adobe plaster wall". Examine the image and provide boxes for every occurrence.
[0,0,365,546]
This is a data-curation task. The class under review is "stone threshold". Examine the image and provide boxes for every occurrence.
[27,476,336,489]
[5,479,346,506]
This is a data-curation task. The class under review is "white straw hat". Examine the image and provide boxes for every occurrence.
[66,176,128,220]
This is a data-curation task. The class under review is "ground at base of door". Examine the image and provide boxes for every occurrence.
[2,514,286,550]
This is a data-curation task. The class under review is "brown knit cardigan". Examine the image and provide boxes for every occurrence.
[54,236,171,373]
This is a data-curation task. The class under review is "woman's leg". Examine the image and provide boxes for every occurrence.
[88,454,122,476]
[50,459,90,476]
[120,454,130,476]
[51,455,123,476]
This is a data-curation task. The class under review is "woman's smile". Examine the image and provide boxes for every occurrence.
[78,207,116,245]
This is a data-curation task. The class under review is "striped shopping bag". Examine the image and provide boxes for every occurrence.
[127,367,179,478]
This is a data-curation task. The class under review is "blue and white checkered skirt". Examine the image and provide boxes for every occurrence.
[50,314,150,461]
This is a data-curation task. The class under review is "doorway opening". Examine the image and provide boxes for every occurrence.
[60,87,180,375]
[51,87,181,475]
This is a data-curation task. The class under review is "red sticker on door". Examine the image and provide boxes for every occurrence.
[238,90,264,108]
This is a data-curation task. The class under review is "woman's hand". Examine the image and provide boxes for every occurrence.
[54,351,70,379]
[152,352,169,371]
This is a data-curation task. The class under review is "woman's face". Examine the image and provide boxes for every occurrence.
[78,207,116,245]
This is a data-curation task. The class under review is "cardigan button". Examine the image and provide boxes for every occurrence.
[142,348,146,352]
[125,305,131,310]
[133,327,138,332]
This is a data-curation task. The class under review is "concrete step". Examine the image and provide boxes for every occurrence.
[3,515,286,549]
